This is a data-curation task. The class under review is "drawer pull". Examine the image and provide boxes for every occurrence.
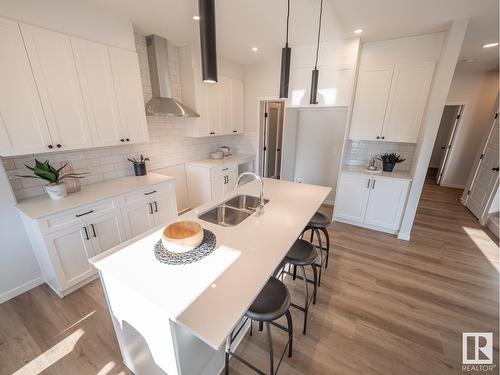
[75,210,94,218]
[222,168,229,171]
[83,226,90,240]
[144,190,157,196]
[148,202,154,214]
[90,224,97,237]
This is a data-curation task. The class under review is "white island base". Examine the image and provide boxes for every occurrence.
[92,179,331,375]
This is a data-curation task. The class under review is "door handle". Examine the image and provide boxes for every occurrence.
[492,167,499,172]
[90,224,96,237]
[83,226,90,240]
[154,201,158,212]
[148,202,153,214]
[372,179,376,189]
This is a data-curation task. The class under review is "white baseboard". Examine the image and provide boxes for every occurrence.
[0,277,43,304]
[439,182,466,189]
[397,232,411,241]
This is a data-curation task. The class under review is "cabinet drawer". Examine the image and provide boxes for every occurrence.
[211,164,236,177]
[38,199,118,234]
[121,181,175,207]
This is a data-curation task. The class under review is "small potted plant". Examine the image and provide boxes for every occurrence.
[17,159,86,200]
[378,153,406,172]
[128,155,150,176]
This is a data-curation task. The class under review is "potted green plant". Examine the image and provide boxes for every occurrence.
[378,153,406,172]
[128,155,150,176]
[17,159,86,200]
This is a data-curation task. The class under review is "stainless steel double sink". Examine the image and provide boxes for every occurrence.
[198,195,269,227]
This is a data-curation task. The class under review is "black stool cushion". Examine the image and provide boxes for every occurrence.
[308,211,330,228]
[285,239,317,266]
[245,277,291,322]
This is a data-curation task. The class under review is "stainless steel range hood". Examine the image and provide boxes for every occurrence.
[145,34,199,117]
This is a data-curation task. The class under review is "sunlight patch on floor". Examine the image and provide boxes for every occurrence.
[13,328,84,375]
[462,226,500,273]
[55,311,95,338]
[97,360,116,375]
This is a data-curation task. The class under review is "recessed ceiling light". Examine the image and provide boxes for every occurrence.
[354,29,363,34]
[482,42,498,48]
[193,15,200,20]
[252,47,259,52]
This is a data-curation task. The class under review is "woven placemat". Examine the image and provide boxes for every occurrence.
[154,229,216,265]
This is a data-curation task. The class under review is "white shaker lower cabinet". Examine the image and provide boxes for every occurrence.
[334,172,411,234]
[187,163,238,207]
[19,178,177,297]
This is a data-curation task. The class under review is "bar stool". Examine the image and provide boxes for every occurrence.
[302,211,330,286]
[225,277,293,375]
[281,239,318,334]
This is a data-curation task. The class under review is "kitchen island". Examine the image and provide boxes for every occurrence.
[91,178,331,375]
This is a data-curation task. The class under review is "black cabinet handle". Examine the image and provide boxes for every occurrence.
[56,144,61,148]
[367,179,371,188]
[120,138,125,142]
[148,202,153,214]
[381,136,385,140]
[126,138,130,142]
[233,130,237,133]
[48,144,53,149]
[222,167,229,171]
[376,136,380,139]
[372,179,376,189]
[144,190,157,195]
[154,201,158,212]
[83,226,89,240]
[492,167,499,172]
[90,223,96,237]
[75,210,94,217]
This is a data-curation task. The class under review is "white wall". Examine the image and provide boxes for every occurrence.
[440,70,499,188]
[0,0,135,51]
[292,108,348,203]
[0,165,41,303]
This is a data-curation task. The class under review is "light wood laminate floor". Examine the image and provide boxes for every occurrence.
[1,182,498,375]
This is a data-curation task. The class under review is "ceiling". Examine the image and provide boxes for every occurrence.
[88,0,499,72]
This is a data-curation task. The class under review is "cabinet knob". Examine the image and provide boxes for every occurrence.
[120,139,125,142]
[233,130,237,133]
[56,144,61,148]
[376,136,380,139]
[126,138,130,142]
[492,167,499,172]
[48,144,53,149]
[381,136,385,140]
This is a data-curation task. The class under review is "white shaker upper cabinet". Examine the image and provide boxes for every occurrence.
[20,23,92,151]
[382,62,435,143]
[72,37,122,147]
[0,17,52,156]
[349,65,394,141]
[108,47,149,145]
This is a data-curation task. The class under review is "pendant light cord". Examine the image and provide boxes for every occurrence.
[285,0,290,47]
[314,0,323,69]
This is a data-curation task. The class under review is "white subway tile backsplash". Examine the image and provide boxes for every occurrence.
[3,32,253,200]
[343,140,416,172]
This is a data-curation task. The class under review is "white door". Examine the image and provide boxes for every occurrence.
[0,17,53,156]
[72,37,122,147]
[231,78,244,134]
[334,173,371,222]
[349,66,394,141]
[365,177,410,230]
[152,194,178,226]
[20,23,92,151]
[211,174,225,200]
[437,105,463,184]
[122,201,155,239]
[382,62,435,143]
[466,117,499,219]
[89,212,126,255]
[46,224,95,288]
[109,47,149,144]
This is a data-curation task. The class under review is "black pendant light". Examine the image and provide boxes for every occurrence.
[279,0,292,98]
[310,0,323,104]
[198,0,218,82]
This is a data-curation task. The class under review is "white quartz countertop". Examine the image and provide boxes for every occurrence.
[16,173,173,219]
[342,165,413,180]
[91,178,331,349]
[186,153,255,169]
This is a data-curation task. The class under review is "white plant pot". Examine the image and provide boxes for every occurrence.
[45,183,67,200]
